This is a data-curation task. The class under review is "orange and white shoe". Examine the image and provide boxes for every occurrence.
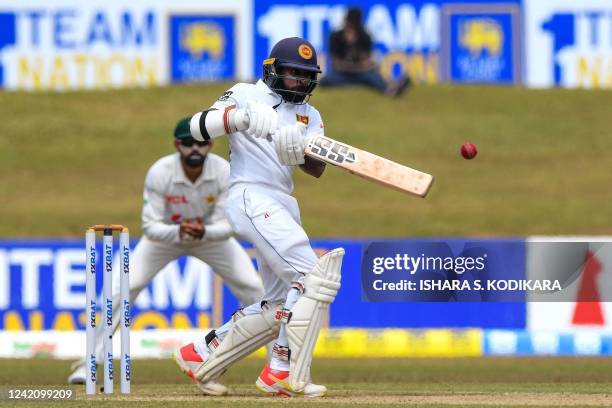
[173,343,228,396]
[255,363,327,398]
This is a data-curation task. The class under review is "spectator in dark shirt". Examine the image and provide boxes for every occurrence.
[320,7,410,97]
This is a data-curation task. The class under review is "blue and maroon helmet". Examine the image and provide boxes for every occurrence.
[262,37,322,104]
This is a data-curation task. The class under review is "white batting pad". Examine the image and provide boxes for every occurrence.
[195,303,282,382]
[286,248,344,392]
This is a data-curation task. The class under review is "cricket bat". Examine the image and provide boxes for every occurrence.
[305,134,434,198]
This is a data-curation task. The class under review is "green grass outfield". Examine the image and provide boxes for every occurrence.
[1,357,611,407]
[1,84,611,237]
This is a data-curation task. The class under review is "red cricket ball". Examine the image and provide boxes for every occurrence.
[460,143,478,160]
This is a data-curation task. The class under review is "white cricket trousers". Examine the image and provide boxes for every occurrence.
[225,184,319,302]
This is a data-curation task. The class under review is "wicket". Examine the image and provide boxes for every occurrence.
[85,224,131,395]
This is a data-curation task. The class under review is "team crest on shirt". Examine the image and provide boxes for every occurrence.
[296,114,309,125]
[206,194,217,204]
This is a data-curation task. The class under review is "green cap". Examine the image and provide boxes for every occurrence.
[173,117,193,140]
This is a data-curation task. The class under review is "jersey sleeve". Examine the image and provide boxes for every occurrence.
[203,159,233,241]
[209,83,248,111]
[190,83,249,141]
[141,167,181,244]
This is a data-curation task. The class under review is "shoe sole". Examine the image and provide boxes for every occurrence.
[255,378,293,397]
[255,378,326,398]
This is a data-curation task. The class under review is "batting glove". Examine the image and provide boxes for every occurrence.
[273,122,309,166]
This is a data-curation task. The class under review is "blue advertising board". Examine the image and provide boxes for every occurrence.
[0,238,525,331]
[169,14,236,82]
[253,0,522,84]
[0,240,216,332]
[441,4,522,83]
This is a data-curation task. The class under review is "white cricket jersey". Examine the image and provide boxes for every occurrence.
[209,80,324,194]
[141,152,232,244]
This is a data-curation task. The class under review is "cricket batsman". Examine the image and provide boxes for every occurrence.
[68,117,265,389]
[174,37,343,397]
